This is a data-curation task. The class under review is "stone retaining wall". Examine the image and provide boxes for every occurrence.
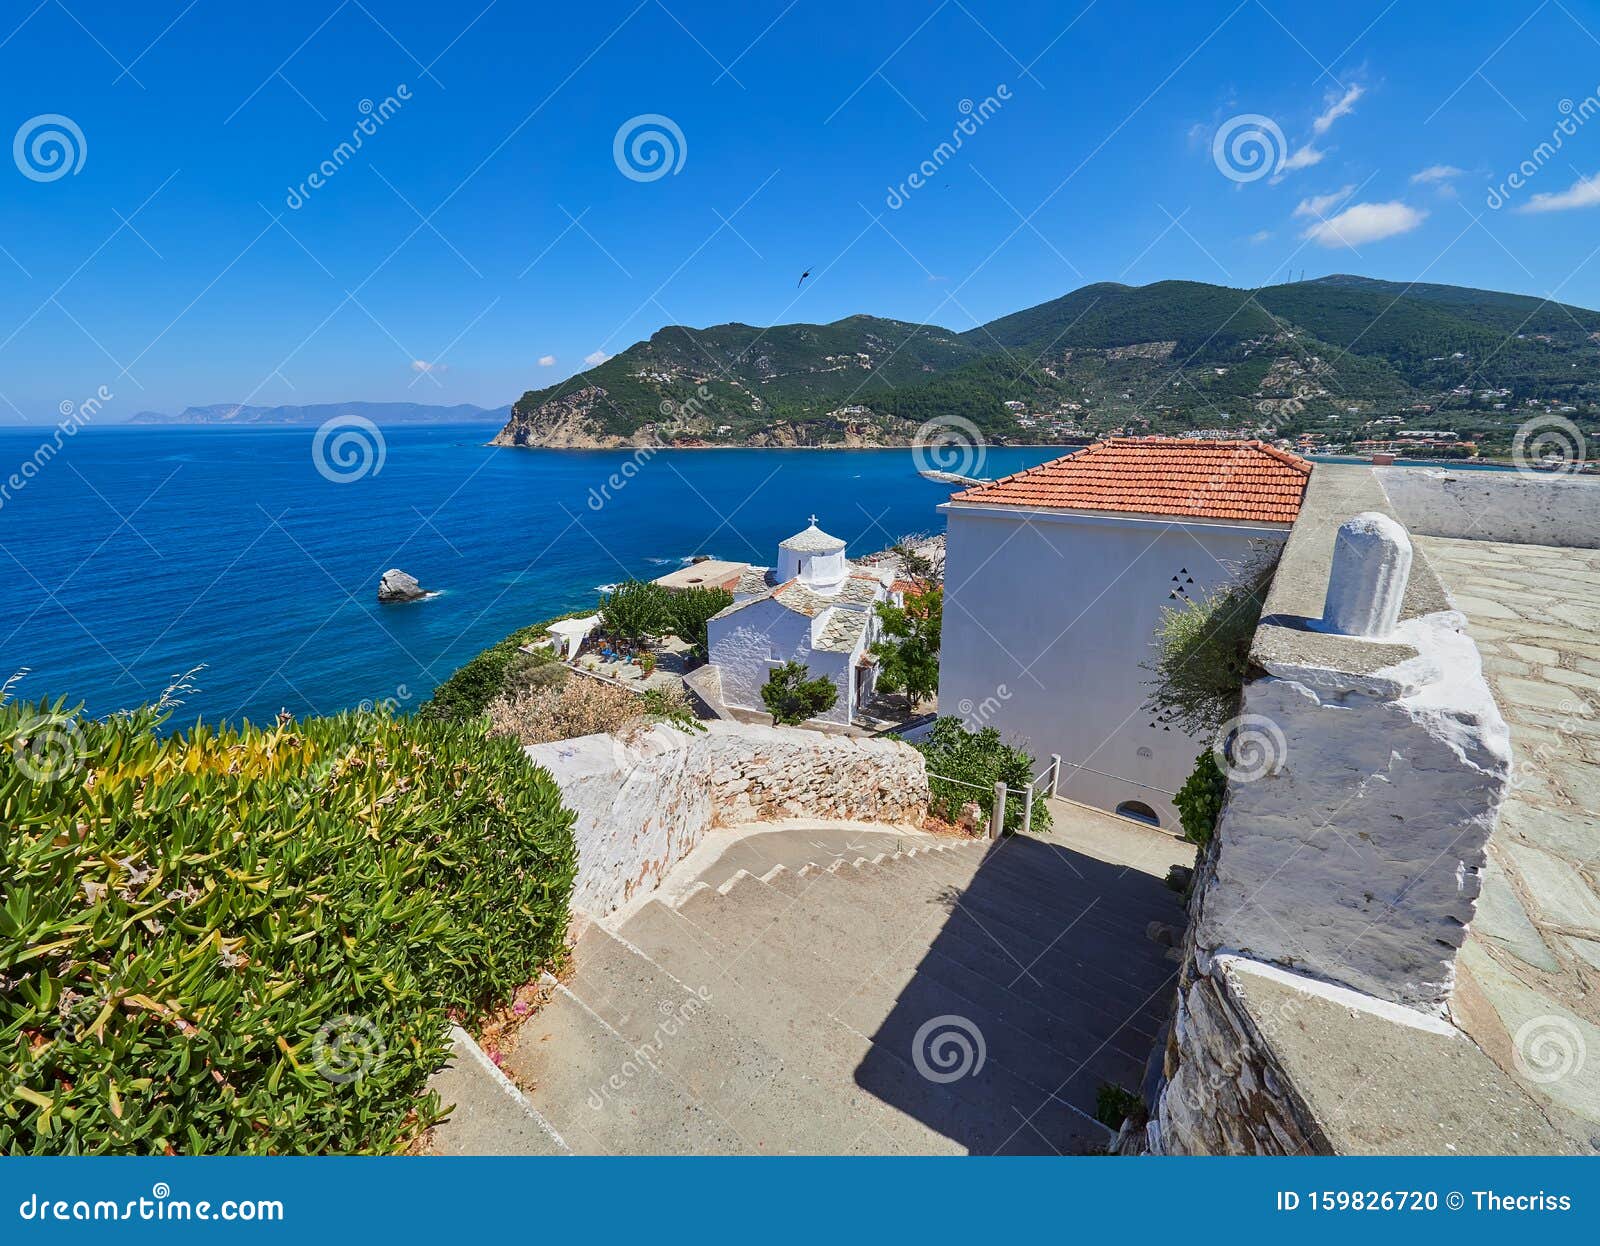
[526,720,929,916]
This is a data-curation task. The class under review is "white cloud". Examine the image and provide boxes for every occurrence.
[584,350,611,366]
[1292,185,1356,219]
[1410,164,1463,184]
[1312,83,1364,136]
[537,354,557,367]
[410,360,446,374]
[1518,173,1600,214]
[1301,201,1427,247]
[1278,143,1325,175]
[1249,229,1273,243]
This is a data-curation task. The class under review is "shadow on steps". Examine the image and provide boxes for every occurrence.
[852,833,1183,1155]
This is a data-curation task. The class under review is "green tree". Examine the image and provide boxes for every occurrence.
[598,580,672,645]
[664,585,734,659]
[760,661,838,725]
[871,584,943,707]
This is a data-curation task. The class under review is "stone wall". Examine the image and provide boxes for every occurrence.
[1211,465,1511,1014]
[1145,464,1557,1156]
[526,720,929,916]
[1379,466,1600,550]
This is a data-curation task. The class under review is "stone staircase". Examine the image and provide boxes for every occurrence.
[430,830,1185,1155]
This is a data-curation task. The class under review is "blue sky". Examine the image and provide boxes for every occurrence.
[3,0,1600,420]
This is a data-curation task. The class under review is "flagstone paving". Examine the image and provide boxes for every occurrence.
[1418,535,1600,1148]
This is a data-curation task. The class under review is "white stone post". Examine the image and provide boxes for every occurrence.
[989,781,1007,840]
[1323,511,1413,639]
[1020,783,1035,836]
[1046,753,1062,797]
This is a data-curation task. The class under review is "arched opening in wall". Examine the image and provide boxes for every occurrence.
[1115,800,1161,828]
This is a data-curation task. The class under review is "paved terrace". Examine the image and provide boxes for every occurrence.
[1420,535,1600,1145]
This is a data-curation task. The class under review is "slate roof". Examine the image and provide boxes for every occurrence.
[779,522,847,553]
[814,606,870,653]
[949,438,1313,525]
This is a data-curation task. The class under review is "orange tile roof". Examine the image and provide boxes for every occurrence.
[950,437,1312,525]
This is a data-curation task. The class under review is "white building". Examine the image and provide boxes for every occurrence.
[938,438,1312,829]
[705,519,896,726]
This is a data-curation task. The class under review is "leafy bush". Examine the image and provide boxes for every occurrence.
[915,717,1051,835]
[1094,1082,1145,1130]
[1143,559,1275,736]
[598,580,674,645]
[663,585,733,659]
[1173,749,1227,849]
[0,698,576,1155]
[760,661,838,725]
[871,584,942,705]
[421,612,586,723]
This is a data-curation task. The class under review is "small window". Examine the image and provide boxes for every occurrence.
[1115,800,1160,827]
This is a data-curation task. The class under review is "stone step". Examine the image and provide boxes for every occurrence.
[755,855,1171,1029]
[559,923,958,1154]
[503,979,750,1154]
[773,860,1169,1055]
[621,895,1109,1153]
[661,876,1116,1128]
[890,853,1184,999]
[901,838,1187,943]
[425,1026,570,1155]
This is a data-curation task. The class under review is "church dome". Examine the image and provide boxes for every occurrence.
[779,518,846,554]
[777,517,848,591]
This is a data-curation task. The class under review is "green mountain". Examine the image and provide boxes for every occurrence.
[492,277,1600,453]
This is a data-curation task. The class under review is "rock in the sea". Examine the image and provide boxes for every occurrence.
[378,568,427,603]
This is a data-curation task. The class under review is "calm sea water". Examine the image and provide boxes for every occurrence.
[0,424,1060,724]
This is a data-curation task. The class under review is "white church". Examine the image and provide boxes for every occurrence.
[702,519,899,726]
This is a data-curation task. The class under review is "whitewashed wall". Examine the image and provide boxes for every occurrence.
[938,503,1288,828]
[526,721,930,916]
[707,599,855,724]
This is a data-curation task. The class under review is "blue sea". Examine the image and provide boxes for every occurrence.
[0,424,1061,724]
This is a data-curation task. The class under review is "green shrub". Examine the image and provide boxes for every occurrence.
[598,580,673,645]
[0,698,576,1155]
[663,586,733,659]
[421,646,514,722]
[1143,559,1274,735]
[760,661,838,725]
[1094,1082,1144,1130]
[1173,749,1227,849]
[421,610,588,723]
[915,717,1051,835]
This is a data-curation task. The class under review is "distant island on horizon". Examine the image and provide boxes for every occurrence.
[491,274,1600,461]
[128,400,510,426]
